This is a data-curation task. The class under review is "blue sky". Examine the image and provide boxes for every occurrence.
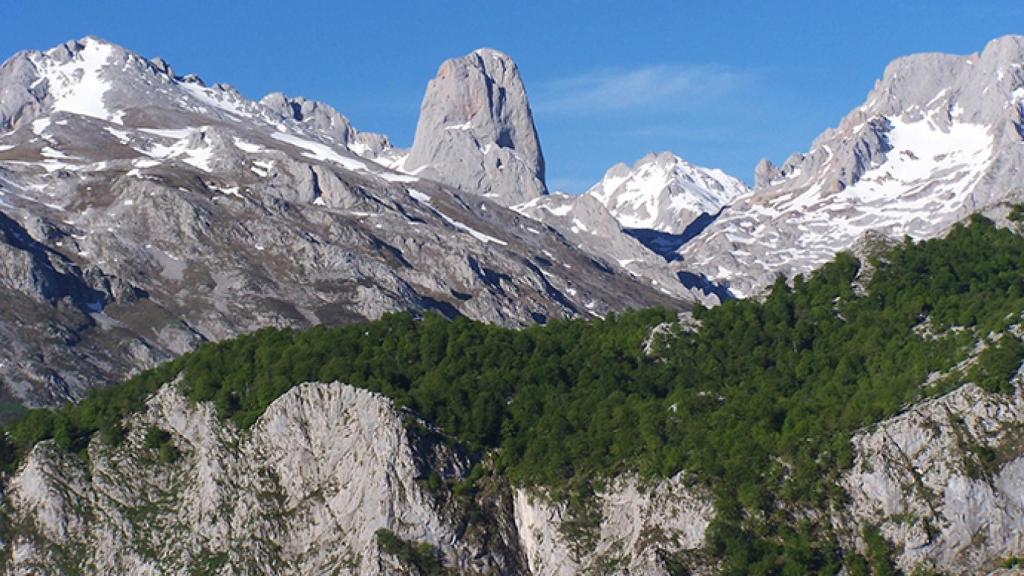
[5,1,1023,191]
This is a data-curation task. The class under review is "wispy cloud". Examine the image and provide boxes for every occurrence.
[533,64,749,116]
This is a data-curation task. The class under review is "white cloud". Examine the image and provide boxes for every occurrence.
[533,64,748,115]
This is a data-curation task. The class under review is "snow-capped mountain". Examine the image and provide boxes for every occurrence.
[586,151,747,235]
[681,35,1024,297]
[0,37,682,405]
[509,152,747,304]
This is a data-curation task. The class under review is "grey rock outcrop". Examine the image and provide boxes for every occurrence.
[259,92,395,160]
[404,48,547,206]
[5,381,490,574]
[839,371,1024,574]
[514,476,713,575]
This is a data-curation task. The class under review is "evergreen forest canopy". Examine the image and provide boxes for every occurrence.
[6,214,1024,575]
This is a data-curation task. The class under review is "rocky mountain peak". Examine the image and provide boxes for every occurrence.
[0,37,685,405]
[680,35,1024,298]
[584,151,746,235]
[259,92,392,158]
[404,48,547,206]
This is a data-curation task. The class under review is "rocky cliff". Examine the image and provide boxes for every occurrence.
[405,49,547,207]
[1,380,714,575]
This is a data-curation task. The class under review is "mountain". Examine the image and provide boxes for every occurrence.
[512,192,696,301]
[0,38,681,406]
[511,151,747,304]
[586,151,747,235]
[8,33,1024,576]
[681,35,1024,297]
[6,215,1024,575]
[404,48,547,206]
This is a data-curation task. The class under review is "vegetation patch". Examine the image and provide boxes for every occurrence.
[375,529,451,575]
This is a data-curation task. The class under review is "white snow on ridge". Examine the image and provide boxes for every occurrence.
[408,189,432,203]
[180,82,249,118]
[139,128,195,139]
[232,138,265,153]
[180,146,214,172]
[32,118,52,135]
[271,132,368,171]
[104,126,131,143]
[848,117,993,203]
[136,127,215,172]
[378,171,419,183]
[511,195,573,217]
[408,187,506,245]
[251,160,273,177]
[684,116,997,298]
[39,39,122,124]
[437,211,508,245]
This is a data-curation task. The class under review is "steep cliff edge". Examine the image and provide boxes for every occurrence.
[0,380,713,575]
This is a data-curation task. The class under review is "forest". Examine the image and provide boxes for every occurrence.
[5,214,1024,575]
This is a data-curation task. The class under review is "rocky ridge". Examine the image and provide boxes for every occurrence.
[7,364,1024,575]
[681,35,1024,297]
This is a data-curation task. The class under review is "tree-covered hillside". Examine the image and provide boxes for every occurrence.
[5,215,1024,575]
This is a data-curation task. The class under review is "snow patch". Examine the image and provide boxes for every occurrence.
[232,138,265,153]
[271,132,368,171]
[41,39,123,124]
[408,189,432,204]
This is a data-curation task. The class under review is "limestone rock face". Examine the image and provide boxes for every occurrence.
[5,382,479,575]
[405,48,547,206]
[839,371,1024,574]
[2,380,715,575]
[259,92,395,160]
[514,475,714,576]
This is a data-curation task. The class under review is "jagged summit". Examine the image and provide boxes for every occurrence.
[404,48,547,206]
[585,151,747,235]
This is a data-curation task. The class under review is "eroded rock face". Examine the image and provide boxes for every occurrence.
[6,382,475,575]
[513,475,714,576]
[2,380,716,575]
[839,371,1024,574]
[405,48,547,206]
